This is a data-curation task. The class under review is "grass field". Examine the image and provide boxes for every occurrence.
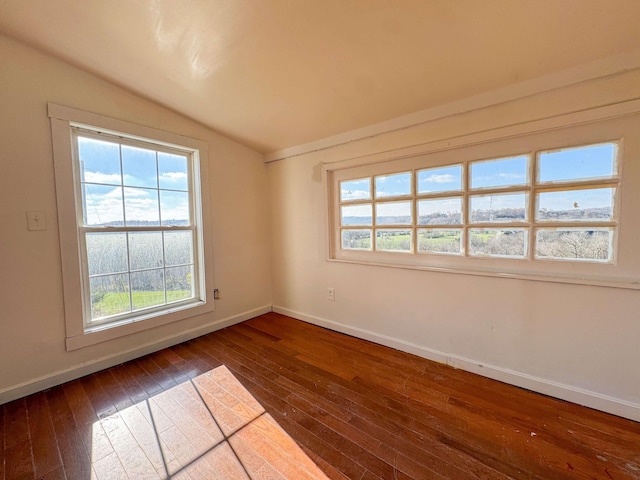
[92,290,191,318]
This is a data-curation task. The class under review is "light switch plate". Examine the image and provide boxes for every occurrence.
[27,210,47,231]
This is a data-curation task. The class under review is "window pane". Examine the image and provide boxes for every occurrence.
[129,232,163,271]
[90,274,130,320]
[376,229,412,252]
[86,233,128,275]
[536,228,613,262]
[375,172,411,198]
[122,145,157,188]
[376,201,412,225]
[158,152,189,191]
[160,190,190,226]
[417,229,462,255]
[164,231,193,266]
[341,204,372,226]
[417,197,462,225]
[538,143,617,183]
[83,184,124,226]
[124,187,160,226]
[131,269,165,310]
[417,165,462,194]
[166,265,194,301]
[340,178,371,201]
[470,193,528,223]
[469,228,527,258]
[342,229,372,250]
[78,136,122,185]
[537,188,614,222]
[470,155,528,189]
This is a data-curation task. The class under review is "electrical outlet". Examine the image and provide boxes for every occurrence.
[213,288,220,299]
[328,287,335,301]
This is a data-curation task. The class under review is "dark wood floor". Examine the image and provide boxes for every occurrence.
[2,312,640,479]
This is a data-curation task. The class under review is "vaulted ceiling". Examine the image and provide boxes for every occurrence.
[1,0,639,155]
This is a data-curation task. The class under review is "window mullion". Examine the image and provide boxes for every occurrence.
[463,162,469,256]
[529,152,537,260]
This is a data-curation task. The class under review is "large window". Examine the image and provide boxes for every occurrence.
[338,143,619,262]
[50,104,215,350]
[75,130,201,326]
[327,113,640,288]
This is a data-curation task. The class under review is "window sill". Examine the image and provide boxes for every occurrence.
[66,299,214,351]
[327,257,640,290]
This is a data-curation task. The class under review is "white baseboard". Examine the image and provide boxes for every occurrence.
[272,305,640,422]
[0,304,272,406]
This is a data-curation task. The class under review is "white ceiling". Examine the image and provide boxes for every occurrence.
[1,0,640,155]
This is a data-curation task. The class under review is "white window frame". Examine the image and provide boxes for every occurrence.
[49,103,216,350]
[324,104,640,290]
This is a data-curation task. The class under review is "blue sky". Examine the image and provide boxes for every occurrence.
[78,137,190,226]
[470,155,528,189]
[340,143,617,217]
[418,165,462,193]
[538,143,616,183]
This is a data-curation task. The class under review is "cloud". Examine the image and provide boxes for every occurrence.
[422,174,455,184]
[84,172,122,184]
[341,189,370,200]
[497,173,525,179]
[160,172,188,182]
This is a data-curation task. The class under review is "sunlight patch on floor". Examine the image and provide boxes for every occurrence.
[90,365,328,479]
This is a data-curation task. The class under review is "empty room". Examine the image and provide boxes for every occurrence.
[1,1,639,478]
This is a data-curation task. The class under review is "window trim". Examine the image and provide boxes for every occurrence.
[323,104,640,290]
[335,145,620,261]
[49,103,215,350]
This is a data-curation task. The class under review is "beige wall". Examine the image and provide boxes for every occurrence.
[2,31,639,421]
[0,36,272,399]
[268,69,640,420]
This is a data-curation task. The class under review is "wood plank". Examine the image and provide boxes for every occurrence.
[26,392,62,479]
[46,387,93,480]
[216,325,521,478]
[195,442,249,479]
[2,313,639,480]
[229,413,329,479]
[3,398,29,450]
[40,466,67,480]
[99,410,161,480]
[108,363,149,406]
[4,439,34,480]
[93,368,134,413]
[118,401,178,478]
[3,398,34,480]
[62,380,115,465]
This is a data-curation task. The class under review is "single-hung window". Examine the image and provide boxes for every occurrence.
[49,104,214,350]
[75,130,200,325]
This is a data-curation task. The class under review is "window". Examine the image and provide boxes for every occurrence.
[76,130,201,324]
[327,113,640,288]
[50,104,215,350]
[336,144,618,262]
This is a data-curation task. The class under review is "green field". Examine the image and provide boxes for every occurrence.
[92,290,191,318]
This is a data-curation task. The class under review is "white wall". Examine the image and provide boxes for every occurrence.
[0,36,272,401]
[2,31,639,421]
[268,68,640,420]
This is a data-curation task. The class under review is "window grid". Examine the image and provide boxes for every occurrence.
[338,143,620,263]
[72,128,200,327]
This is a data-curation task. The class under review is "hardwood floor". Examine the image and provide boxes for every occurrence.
[2,312,639,479]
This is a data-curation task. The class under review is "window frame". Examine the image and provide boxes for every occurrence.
[49,103,216,350]
[324,109,640,289]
